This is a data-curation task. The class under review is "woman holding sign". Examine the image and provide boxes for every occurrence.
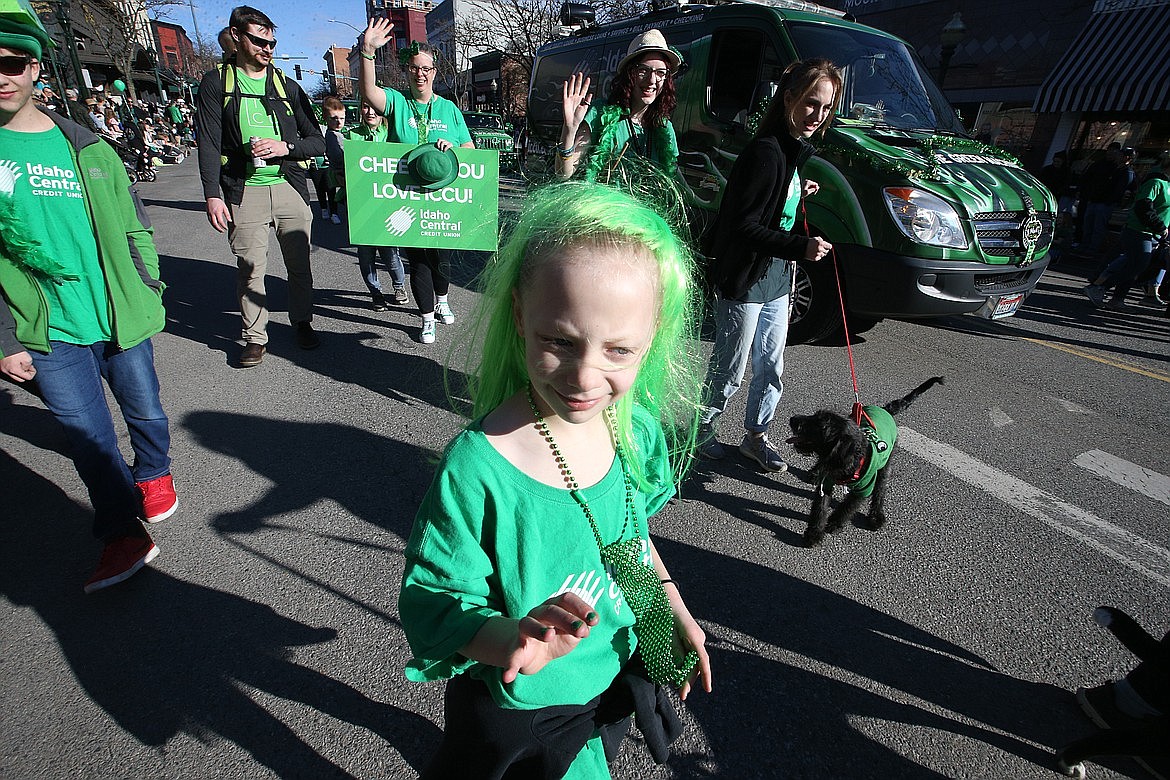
[360,17,474,344]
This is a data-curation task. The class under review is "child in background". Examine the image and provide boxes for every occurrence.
[321,96,345,224]
[400,180,712,778]
[344,102,409,309]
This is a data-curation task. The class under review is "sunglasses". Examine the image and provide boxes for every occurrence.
[0,54,32,76]
[241,31,277,50]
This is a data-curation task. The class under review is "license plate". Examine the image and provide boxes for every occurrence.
[989,292,1024,319]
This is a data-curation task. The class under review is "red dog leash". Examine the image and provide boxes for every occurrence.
[801,202,870,427]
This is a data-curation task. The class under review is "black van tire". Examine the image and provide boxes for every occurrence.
[789,258,844,344]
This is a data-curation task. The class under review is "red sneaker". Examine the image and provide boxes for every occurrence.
[137,474,178,523]
[84,534,159,594]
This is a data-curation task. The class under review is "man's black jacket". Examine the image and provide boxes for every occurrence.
[196,60,324,206]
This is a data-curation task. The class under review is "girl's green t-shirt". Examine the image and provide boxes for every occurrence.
[400,404,675,777]
[379,89,472,147]
[235,71,284,187]
[0,125,110,345]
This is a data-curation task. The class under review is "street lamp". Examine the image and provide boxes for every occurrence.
[937,11,966,89]
[327,19,363,35]
[329,18,369,94]
[147,46,165,100]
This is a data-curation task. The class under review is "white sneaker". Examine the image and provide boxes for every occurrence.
[331,213,342,225]
[435,301,455,325]
[419,319,436,344]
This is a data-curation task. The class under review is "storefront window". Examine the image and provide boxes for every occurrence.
[971,103,1038,158]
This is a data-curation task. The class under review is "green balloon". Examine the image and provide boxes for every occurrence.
[113,79,126,92]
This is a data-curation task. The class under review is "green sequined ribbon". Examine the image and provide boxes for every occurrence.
[598,536,699,688]
[528,388,698,689]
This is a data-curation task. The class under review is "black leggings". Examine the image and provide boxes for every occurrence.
[405,247,450,316]
[422,674,598,780]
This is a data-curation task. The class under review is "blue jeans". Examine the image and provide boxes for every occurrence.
[357,245,406,293]
[1103,228,1154,302]
[1083,202,1112,253]
[701,295,789,433]
[31,339,170,541]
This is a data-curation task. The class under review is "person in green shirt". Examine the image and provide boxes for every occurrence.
[342,101,409,309]
[359,17,473,345]
[195,5,326,368]
[0,0,177,593]
[556,29,682,183]
[400,181,712,778]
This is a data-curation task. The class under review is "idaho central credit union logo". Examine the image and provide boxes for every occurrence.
[0,159,24,196]
[385,206,416,236]
[0,159,82,199]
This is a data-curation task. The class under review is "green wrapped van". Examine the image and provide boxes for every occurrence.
[526,0,1055,342]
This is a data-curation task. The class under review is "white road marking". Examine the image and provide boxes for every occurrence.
[1045,395,1094,414]
[1074,450,1170,507]
[899,427,1170,588]
[989,407,1013,427]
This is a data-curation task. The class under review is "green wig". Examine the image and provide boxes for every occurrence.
[464,179,703,488]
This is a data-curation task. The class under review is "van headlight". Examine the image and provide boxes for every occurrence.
[883,187,968,249]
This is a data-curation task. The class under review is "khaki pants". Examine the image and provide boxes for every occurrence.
[228,181,313,345]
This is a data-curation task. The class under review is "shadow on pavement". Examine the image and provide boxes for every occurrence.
[141,199,207,213]
[0,387,70,457]
[184,412,439,540]
[918,275,1170,364]
[0,451,441,778]
[159,254,471,412]
[650,535,1091,777]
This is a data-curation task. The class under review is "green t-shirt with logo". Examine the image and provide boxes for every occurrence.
[380,89,471,147]
[235,71,284,187]
[0,125,110,345]
[401,404,674,778]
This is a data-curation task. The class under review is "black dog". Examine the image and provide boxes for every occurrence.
[787,377,944,548]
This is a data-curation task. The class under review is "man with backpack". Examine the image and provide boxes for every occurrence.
[196,5,325,368]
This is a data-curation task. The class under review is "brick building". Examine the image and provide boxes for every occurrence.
[323,45,354,98]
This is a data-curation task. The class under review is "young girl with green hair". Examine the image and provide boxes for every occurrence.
[400,180,712,778]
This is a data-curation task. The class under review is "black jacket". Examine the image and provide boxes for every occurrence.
[704,132,814,300]
[195,61,324,205]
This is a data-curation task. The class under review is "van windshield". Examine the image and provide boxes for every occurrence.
[788,22,966,134]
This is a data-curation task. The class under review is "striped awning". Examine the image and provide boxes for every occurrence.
[1033,1,1170,113]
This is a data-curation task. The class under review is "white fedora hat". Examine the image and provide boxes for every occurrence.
[617,29,682,74]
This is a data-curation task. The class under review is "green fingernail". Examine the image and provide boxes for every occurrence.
[586,612,597,622]
[571,620,584,630]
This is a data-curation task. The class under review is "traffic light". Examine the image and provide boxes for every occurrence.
[294,64,302,79]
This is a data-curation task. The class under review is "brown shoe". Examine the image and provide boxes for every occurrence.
[238,343,265,368]
[295,322,320,350]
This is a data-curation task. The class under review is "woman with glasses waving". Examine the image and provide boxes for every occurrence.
[556,29,681,183]
[359,16,474,345]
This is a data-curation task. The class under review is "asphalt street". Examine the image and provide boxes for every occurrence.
[2,159,1169,779]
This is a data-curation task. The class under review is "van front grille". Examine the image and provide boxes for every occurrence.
[973,211,1055,258]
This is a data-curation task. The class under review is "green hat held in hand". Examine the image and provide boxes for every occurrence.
[403,143,459,190]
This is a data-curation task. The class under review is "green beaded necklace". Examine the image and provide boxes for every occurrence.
[526,387,698,688]
[407,96,433,145]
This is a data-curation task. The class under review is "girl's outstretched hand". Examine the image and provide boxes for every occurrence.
[502,592,601,683]
[562,72,593,129]
[665,588,712,700]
